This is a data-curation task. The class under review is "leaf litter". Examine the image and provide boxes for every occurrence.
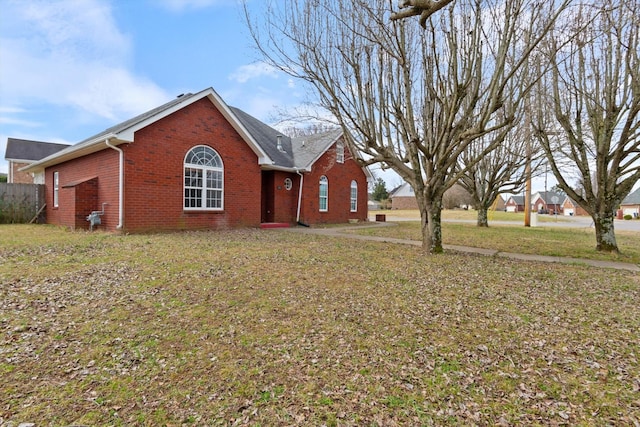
[0,226,638,425]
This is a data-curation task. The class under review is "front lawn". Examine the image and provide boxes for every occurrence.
[357,218,640,265]
[1,225,639,425]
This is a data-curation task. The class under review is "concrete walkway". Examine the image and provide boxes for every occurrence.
[285,223,640,272]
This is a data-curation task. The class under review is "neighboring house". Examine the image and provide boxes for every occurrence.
[390,182,418,210]
[561,196,588,216]
[505,195,525,212]
[531,191,564,214]
[21,87,371,232]
[493,194,506,211]
[621,187,640,218]
[4,138,69,184]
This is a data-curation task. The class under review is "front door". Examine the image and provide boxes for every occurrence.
[261,171,275,223]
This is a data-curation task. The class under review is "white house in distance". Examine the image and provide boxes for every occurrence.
[621,187,640,218]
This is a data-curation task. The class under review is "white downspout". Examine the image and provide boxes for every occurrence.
[296,170,304,223]
[105,139,124,229]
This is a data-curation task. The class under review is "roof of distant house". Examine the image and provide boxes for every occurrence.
[4,138,70,162]
[622,187,640,205]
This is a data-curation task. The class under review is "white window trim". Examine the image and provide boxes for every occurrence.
[53,171,59,208]
[336,142,345,164]
[350,180,358,212]
[319,175,328,212]
[183,146,224,211]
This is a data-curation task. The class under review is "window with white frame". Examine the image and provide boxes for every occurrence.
[53,171,59,207]
[350,180,358,212]
[336,141,345,163]
[184,145,223,210]
[319,175,328,212]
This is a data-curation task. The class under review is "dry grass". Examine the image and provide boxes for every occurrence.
[365,211,640,265]
[1,225,639,425]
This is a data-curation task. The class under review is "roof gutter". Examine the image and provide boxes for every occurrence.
[105,138,124,230]
[20,132,121,173]
[296,169,304,223]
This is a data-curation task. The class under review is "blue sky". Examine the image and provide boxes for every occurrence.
[0,0,561,192]
[0,0,321,175]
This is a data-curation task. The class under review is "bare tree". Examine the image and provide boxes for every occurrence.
[390,0,455,28]
[457,124,542,226]
[245,0,567,253]
[534,1,640,252]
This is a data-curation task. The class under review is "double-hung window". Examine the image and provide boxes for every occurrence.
[53,171,59,207]
[350,180,358,212]
[184,146,223,210]
[319,175,328,212]
[336,141,345,163]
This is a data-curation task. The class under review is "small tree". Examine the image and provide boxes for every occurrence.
[457,123,543,226]
[371,178,389,202]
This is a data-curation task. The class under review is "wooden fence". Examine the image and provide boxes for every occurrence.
[0,183,46,224]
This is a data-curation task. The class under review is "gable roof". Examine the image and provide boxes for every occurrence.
[507,195,525,205]
[21,88,273,173]
[5,138,69,162]
[622,187,640,205]
[532,191,564,204]
[291,129,342,170]
[21,87,362,176]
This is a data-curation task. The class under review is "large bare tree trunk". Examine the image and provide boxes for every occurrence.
[476,205,489,228]
[594,210,618,253]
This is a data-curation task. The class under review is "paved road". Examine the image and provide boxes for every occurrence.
[370,212,640,232]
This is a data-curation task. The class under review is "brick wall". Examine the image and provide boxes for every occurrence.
[269,170,299,224]
[46,149,119,230]
[391,196,419,210]
[120,98,262,232]
[298,139,368,225]
[9,162,33,184]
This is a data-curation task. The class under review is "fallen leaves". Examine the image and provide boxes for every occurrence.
[0,226,639,425]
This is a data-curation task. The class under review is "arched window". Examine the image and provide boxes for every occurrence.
[336,141,345,163]
[184,145,223,210]
[319,175,328,212]
[350,180,358,212]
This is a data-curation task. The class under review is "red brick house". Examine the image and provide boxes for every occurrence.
[4,138,69,184]
[531,191,563,214]
[561,196,588,216]
[22,88,371,232]
[505,195,525,212]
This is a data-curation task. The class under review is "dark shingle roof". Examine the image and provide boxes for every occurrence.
[622,187,640,205]
[21,88,345,173]
[230,107,342,170]
[536,191,564,204]
[291,129,341,170]
[5,138,70,161]
[78,93,194,144]
[230,107,295,168]
[509,195,525,204]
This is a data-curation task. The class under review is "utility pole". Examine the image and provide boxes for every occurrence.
[524,98,532,227]
[524,147,531,227]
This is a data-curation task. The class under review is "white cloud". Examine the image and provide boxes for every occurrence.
[228,62,280,84]
[0,0,170,122]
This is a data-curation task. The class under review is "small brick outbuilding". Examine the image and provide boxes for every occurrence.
[22,88,371,232]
